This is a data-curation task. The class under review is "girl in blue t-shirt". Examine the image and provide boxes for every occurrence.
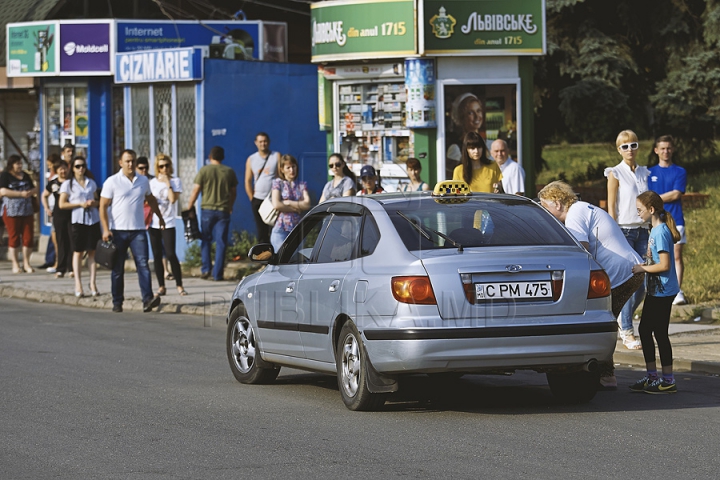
[630,191,682,394]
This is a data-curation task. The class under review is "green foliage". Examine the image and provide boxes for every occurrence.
[182,230,258,268]
[535,0,720,160]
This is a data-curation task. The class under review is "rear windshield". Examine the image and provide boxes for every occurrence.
[385,197,576,251]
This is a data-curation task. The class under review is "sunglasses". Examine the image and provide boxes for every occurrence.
[619,142,639,151]
[328,162,343,168]
[158,164,170,169]
[137,165,148,170]
[73,164,86,169]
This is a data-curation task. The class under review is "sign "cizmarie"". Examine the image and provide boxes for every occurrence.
[114,46,206,83]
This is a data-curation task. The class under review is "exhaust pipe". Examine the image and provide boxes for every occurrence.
[582,359,599,373]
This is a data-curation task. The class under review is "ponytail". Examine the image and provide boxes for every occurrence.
[637,191,681,242]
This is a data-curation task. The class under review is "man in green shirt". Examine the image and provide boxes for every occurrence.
[187,146,238,280]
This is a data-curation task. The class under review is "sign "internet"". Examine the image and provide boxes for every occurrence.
[115,46,206,84]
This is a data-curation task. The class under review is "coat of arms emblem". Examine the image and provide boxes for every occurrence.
[429,6,457,39]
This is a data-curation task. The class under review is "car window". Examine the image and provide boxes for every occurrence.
[386,197,576,251]
[360,214,380,257]
[316,214,362,263]
[278,213,329,264]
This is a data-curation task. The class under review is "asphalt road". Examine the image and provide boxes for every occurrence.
[2,298,720,479]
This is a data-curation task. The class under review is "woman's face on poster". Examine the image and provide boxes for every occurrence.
[461,98,484,134]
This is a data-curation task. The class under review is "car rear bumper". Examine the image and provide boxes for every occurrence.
[362,322,617,374]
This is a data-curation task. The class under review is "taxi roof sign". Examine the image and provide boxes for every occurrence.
[433,180,471,197]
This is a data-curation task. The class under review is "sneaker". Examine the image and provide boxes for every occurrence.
[630,375,653,392]
[200,272,211,280]
[143,295,161,312]
[673,290,687,306]
[46,267,57,273]
[112,305,123,313]
[644,378,677,394]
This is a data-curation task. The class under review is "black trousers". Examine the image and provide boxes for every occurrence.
[639,294,675,367]
[53,216,73,274]
[251,197,270,244]
[148,227,182,288]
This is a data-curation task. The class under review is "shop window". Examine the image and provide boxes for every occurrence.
[131,86,150,159]
[153,84,173,160]
[112,87,125,163]
[176,84,196,210]
[44,86,88,158]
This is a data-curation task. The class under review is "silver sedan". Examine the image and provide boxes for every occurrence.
[226,184,616,410]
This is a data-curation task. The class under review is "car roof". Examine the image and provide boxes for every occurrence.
[318,192,536,207]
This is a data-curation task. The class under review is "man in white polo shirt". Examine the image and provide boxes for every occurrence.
[491,139,525,196]
[99,149,165,313]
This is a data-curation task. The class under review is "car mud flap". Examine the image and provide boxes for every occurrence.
[364,354,399,394]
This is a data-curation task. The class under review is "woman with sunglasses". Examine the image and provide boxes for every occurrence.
[59,156,100,297]
[452,131,503,193]
[148,154,186,296]
[319,153,356,203]
[0,154,38,273]
[605,130,650,351]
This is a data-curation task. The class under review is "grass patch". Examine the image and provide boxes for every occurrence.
[539,141,657,186]
[683,171,720,304]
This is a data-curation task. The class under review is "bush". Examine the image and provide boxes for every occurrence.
[183,230,258,268]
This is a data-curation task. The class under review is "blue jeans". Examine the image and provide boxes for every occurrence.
[111,229,153,306]
[270,227,289,252]
[201,209,230,281]
[619,227,649,332]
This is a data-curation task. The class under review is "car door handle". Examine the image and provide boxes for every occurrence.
[329,280,340,292]
[286,282,295,294]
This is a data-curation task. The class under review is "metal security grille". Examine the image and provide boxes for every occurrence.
[131,86,150,158]
[112,87,125,162]
[176,84,196,210]
[153,84,173,164]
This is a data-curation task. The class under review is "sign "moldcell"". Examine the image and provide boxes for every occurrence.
[114,47,206,83]
[59,22,112,74]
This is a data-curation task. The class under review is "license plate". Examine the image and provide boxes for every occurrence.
[475,281,551,300]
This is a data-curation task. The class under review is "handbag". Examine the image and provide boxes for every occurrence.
[181,209,201,242]
[31,195,40,213]
[258,194,279,226]
[95,239,117,270]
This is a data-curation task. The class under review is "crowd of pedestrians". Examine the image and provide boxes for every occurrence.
[0,130,692,368]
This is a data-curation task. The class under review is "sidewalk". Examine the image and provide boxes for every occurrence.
[0,259,255,319]
[2,260,720,375]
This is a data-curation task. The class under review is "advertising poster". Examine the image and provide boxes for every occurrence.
[443,83,518,180]
[311,0,416,62]
[424,0,546,56]
[262,23,288,62]
[6,22,58,76]
[404,58,436,128]
[116,21,261,60]
[59,22,111,74]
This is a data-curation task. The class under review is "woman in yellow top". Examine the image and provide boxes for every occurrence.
[452,131,503,192]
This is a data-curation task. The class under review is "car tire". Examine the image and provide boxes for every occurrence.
[546,370,599,404]
[336,322,387,411]
[227,304,279,384]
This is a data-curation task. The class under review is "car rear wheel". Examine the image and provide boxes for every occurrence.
[227,304,279,384]
[336,322,387,411]
[546,370,599,404]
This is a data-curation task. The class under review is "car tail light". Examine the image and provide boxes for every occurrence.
[391,276,437,305]
[587,269,611,299]
[551,270,563,302]
[460,273,475,304]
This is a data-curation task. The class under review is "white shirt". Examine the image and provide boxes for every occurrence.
[565,201,643,288]
[498,158,525,195]
[149,177,182,229]
[604,162,649,227]
[59,177,100,225]
[101,171,151,230]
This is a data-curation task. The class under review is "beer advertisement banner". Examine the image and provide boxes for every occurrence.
[311,0,417,62]
[423,0,546,56]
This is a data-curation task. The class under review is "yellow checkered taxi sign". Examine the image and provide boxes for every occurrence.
[433,180,472,203]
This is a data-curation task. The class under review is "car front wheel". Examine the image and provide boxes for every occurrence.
[227,304,279,384]
[546,370,599,404]
[336,322,387,411]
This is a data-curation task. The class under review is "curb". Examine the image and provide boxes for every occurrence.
[613,341,720,376]
[0,283,228,318]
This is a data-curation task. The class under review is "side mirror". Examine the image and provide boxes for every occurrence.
[248,243,275,264]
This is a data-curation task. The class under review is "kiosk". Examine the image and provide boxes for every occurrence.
[311,0,546,192]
